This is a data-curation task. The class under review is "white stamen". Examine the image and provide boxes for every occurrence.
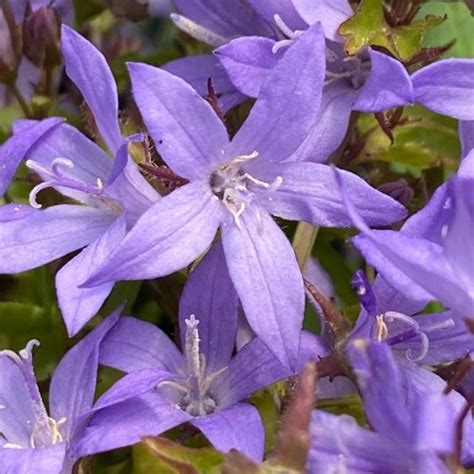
[375,314,389,342]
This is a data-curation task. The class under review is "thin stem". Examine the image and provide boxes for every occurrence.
[9,83,33,118]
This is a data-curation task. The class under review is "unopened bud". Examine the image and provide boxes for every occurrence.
[23,6,61,68]
[0,0,23,83]
[105,0,148,21]
[378,179,414,207]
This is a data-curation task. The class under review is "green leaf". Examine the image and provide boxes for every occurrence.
[135,437,225,474]
[73,0,106,26]
[339,0,446,61]
[417,2,474,58]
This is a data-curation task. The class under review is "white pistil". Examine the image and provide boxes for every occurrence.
[375,314,389,342]
[272,14,304,53]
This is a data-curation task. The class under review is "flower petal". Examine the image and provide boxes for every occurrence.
[105,144,160,227]
[17,121,112,187]
[460,121,474,159]
[74,392,190,457]
[0,444,67,474]
[128,62,230,180]
[0,356,37,448]
[179,241,238,371]
[412,59,474,120]
[248,0,307,31]
[293,0,353,40]
[286,82,356,163]
[0,117,63,197]
[353,49,413,112]
[215,37,280,98]
[83,182,223,285]
[258,162,407,227]
[192,403,264,461]
[55,216,126,337]
[214,335,289,408]
[229,22,326,166]
[173,0,271,38]
[222,207,304,369]
[163,54,236,97]
[61,25,122,152]
[0,205,116,274]
[100,317,184,374]
[49,308,121,440]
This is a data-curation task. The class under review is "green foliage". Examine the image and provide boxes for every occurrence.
[339,0,446,61]
[418,2,474,58]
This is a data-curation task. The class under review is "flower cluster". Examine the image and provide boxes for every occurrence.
[0,0,473,472]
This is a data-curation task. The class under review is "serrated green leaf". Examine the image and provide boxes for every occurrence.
[339,0,446,61]
[417,2,474,58]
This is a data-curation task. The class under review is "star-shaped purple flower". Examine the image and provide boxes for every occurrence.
[0,308,120,474]
[74,242,325,460]
[0,26,160,336]
[309,340,471,473]
[84,23,405,368]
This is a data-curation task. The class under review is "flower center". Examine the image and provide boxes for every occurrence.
[209,151,283,228]
[373,311,455,362]
[158,315,226,417]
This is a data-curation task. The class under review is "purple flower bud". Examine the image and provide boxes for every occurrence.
[23,6,61,68]
[104,0,148,21]
[378,179,414,207]
[0,0,23,83]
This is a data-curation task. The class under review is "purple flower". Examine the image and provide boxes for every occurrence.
[0,26,160,336]
[74,242,325,460]
[309,340,469,473]
[83,23,405,368]
[336,146,474,320]
[0,309,120,474]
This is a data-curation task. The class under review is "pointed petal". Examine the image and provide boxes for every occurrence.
[61,26,122,152]
[412,59,474,120]
[84,182,223,285]
[128,62,229,180]
[222,208,304,368]
[173,0,271,38]
[229,22,326,166]
[334,167,472,315]
[74,392,190,457]
[0,357,37,448]
[179,241,238,371]
[192,403,264,461]
[258,162,406,227]
[49,309,121,439]
[0,205,116,274]
[309,411,406,473]
[163,54,236,97]
[56,216,126,337]
[0,117,63,197]
[0,444,67,474]
[347,341,411,441]
[19,122,112,186]
[215,37,280,98]
[293,0,353,40]
[214,336,289,409]
[353,49,413,112]
[287,82,355,163]
[93,369,175,411]
[100,317,184,374]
